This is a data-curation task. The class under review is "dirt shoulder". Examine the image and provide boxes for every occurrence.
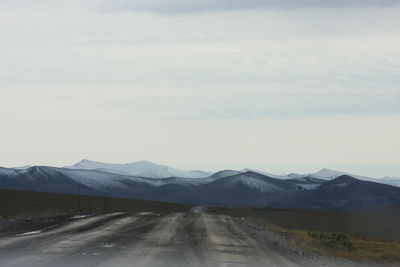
[211,207,400,266]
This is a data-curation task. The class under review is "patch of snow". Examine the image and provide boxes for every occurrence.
[231,175,284,193]
[212,170,243,179]
[309,168,349,179]
[242,169,288,179]
[60,168,165,191]
[20,230,42,236]
[291,168,377,182]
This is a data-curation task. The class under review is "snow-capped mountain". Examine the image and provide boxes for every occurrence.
[286,168,396,185]
[3,160,399,188]
[287,168,361,180]
[241,168,288,179]
[11,165,32,170]
[218,172,289,193]
[0,166,168,197]
[243,168,371,182]
[210,170,243,179]
[65,160,212,179]
[211,167,399,188]
[244,168,397,187]
[1,164,400,209]
[287,168,384,183]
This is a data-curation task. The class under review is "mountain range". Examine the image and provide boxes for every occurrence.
[1,160,400,209]
[64,159,212,178]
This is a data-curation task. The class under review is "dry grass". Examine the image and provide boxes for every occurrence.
[0,189,189,218]
[213,207,400,240]
[213,207,400,263]
[283,228,400,263]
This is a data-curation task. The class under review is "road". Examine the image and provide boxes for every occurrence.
[0,212,379,267]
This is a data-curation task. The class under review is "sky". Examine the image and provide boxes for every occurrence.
[1,0,400,177]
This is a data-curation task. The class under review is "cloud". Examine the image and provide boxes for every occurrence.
[1,0,399,173]
[101,88,400,121]
[102,0,400,14]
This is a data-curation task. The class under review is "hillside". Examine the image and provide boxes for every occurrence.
[1,164,400,209]
[0,188,188,217]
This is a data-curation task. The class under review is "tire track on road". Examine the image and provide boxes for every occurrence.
[50,212,164,267]
[0,212,127,251]
[96,213,205,267]
[202,214,299,267]
[0,212,375,267]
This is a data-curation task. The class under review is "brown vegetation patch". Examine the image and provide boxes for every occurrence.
[213,207,400,263]
[0,189,189,218]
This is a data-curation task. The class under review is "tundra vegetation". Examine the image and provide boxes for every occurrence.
[0,189,189,218]
[213,207,400,263]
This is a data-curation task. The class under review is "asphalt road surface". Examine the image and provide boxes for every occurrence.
[0,211,386,267]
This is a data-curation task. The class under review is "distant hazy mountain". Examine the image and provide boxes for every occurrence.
[65,159,212,178]
[238,168,400,188]
[1,164,399,209]
[241,168,288,179]
[285,168,400,186]
[210,170,243,179]
[380,177,400,187]
[287,168,369,180]
[0,166,161,198]
[286,175,400,209]
[11,165,32,170]
[63,160,399,187]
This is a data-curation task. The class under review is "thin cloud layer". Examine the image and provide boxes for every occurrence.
[1,0,399,174]
[103,0,400,13]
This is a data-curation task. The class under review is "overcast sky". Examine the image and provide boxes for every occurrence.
[1,0,400,177]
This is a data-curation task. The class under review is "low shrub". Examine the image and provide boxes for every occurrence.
[307,231,353,251]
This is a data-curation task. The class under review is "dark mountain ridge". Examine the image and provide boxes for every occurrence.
[1,166,399,209]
